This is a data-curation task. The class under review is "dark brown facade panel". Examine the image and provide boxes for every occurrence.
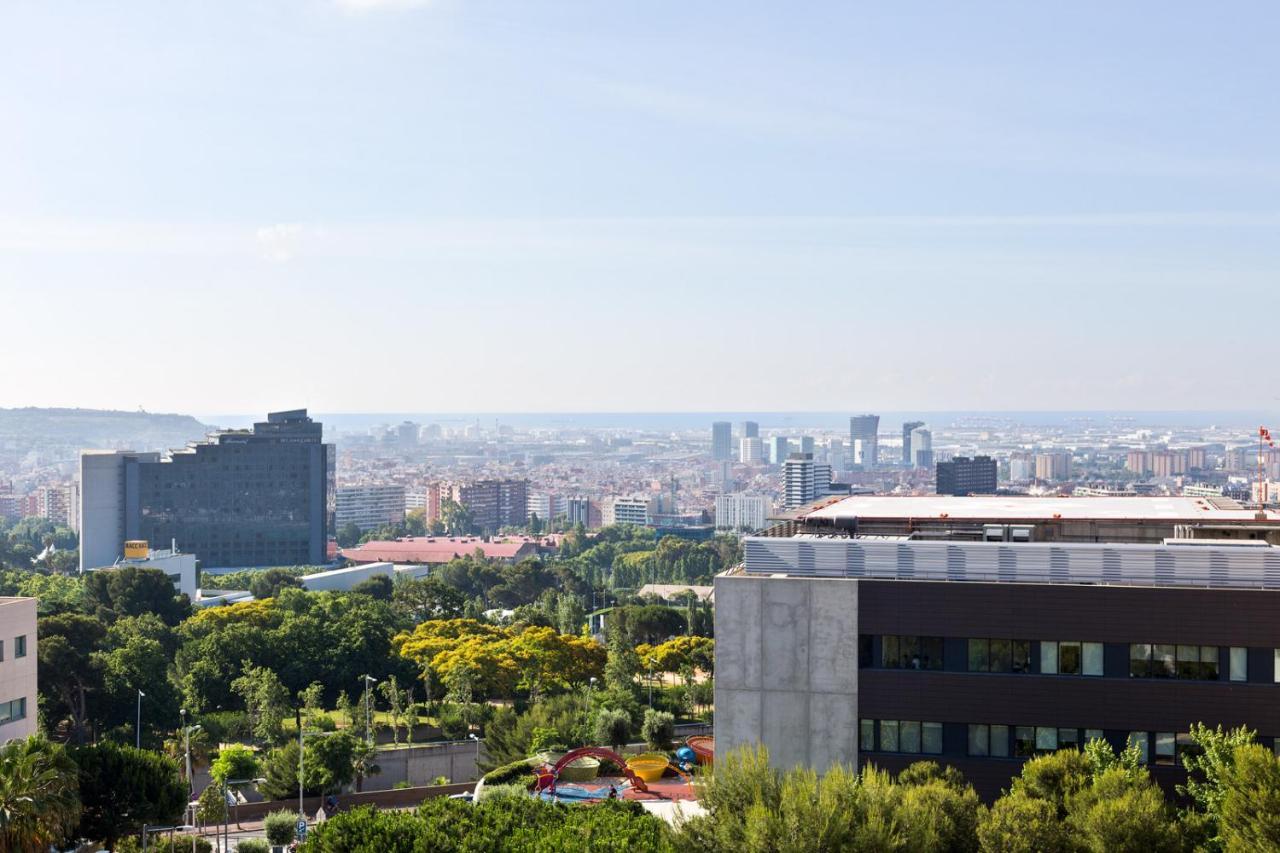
[858,580,1280,646]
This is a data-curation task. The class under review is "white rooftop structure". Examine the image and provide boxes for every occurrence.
[801,494,1277,523]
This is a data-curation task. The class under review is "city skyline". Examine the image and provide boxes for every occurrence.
[3,2,1279,412]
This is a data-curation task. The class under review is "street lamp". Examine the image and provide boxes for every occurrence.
[362,674,377,744]
[468,733,481,780]
[219,775,266,851]
[136,689,146,749]
[647,658,657,708]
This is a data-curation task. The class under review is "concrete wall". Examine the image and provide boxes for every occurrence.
[0,598,38,742]
[369,740,486,787]
[80,451,125,571]
[714,572,859,771]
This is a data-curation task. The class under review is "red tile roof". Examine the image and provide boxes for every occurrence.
[340,537,541,565]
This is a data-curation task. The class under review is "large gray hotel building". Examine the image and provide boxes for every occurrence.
[716,494,1280,797]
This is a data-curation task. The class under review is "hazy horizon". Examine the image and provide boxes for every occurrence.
[3,2,1278,413]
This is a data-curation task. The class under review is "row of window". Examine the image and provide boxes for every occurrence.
[864,635,1253,682]
[967,724,1107,758]
[859,720,944,755]
[0,635,27,662]
[0,697,26,726]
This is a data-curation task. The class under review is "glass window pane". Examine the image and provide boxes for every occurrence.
[1015,727,1036,757]
[1275,649,1280,682]
[859,635,873,668]
[860,719,875,751]
[991,639,1012,673]
[1059,642,1082,675]
[1155,732,1176,764]
[1041,641,1058,675]
[968,639,989,672]
[900,721,922,754]
[1176,732,1199,761]
[968,724,989,757]
[1177,645,1199,679]
[1085,729,1104,743]
[904,637,922,669]
[1036,726,1058,752]
[883,636,899,669]
[1083,642,1104,676]
[1012,641,1031,673]
[922,638,944,671]
[1153,645,1176,678]
[881,720,899,752]
[1231,647,1247,682]
[923,722,942,755]
[1130,644,1152,678]
[1128,732,1149,764]
[1058,728,1079,749]
[991,725,1010,758]
[1201,646,1219,680]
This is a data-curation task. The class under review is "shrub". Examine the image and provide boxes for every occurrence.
[311,714,337,732]
[438,705,470,740]
[641,710,675,752]
[476,782,531,802]
[594,708,632,751]
[433,775,450,786]
[483,757,537,786]
[235,840,269,853]
[264,810,298,846]
[394,780,411,789]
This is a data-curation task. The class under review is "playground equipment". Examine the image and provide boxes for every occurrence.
[557,755,601,783]
[535,747,650,794]
[687,735,714,766]
[625,755,670,783]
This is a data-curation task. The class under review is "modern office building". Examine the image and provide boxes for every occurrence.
[937,456,998,496]
[0,597,37,742]
[527,493,567,523]
[740,437,765,465]
[80,410,330,570]
[902,421,925,466]
[910,427,933,469]
[850,415,880,470]
[827,438,845,469]
[566,497,596,528]
[799,436,816,455]
[769,436,791,466]
[335,484,407,532]
[783,453,833,510]
[1035,452,1073,482]
[715,496,1280,799]
[603,496,657,526]
[740,421,760,440]
[712,422,733,461]
[439,479,529,533]
[716,493,771,532]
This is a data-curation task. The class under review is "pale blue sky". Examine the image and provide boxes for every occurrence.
[1,1,1277,413]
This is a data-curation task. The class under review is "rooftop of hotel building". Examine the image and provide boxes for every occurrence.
[799,495,1280,524]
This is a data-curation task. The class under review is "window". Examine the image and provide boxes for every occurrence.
[1041,641,1101,675]
[860,719,875,752]
[1130,643,1152,677]
[1040,642,1058,674]
[900,721,921,754]
[13,635,24,659]
[1274,649,1280,682]
[1128,732,1149,764]
[1177,732,1200,762]
[1154,732,1176,765]
[968,638,1032,673]
[1082,643,1103,676]
[880,720,899,753]
[968,724,989,757]
[922,722,943,755]
[1015,727,1036,757]
[1058,728,1079,750]
[1035,726,1058,753]
[859,636,873,668]
[882,636,943,671]
[1175,645,1218,680]
[1230,647,1247,682]
[0,697,25,726]
[1059,642,1082,675]
[991,725,1010,758]
[1134,643,1218,680]
[1153,644,1176,678]
[1085,729,1104,744]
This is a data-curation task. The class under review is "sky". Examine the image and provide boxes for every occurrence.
[1,1,1278,415]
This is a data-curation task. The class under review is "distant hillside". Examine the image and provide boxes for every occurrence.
[0,407,211,459]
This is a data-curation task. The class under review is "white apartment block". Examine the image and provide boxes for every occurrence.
[0,598,36,742]
[527,494,567,522]
[716,493,771,531]
[740,437,764,464]
[603,496,656,526]
[335,484,407,531]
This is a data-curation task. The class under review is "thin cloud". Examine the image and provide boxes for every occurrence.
[331,0,434,13]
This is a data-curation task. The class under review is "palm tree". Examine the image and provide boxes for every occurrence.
[0,735,82,852]
[351,740,380,793]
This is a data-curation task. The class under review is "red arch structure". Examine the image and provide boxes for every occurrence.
[534,747,650,794]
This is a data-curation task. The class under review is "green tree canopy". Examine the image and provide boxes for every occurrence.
[70,741,186,852]
[0,735,81,853]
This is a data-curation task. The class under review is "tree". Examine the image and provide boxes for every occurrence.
[209,744,259,786]
[352,574,394,601]
[36,612,106,743]
[439,498,474,536]
[393,576,466,624]
[1179,722,1258,851]
[605,625,640,694]
[1065,766,1182,852]
[231,663,290,743]
[248,568,304,600]
[92,614,180,746]
[264,810,297,847]
[594,708,632,752]
[641,709,675,751]
[336,522,363,548]
[977,793,1072,853]
[0,736,81,853]
[556,594,586,635]
[257,732,362,800]
[71,741,186,852]
[1219,743,1280,852]
[84,566,190,626]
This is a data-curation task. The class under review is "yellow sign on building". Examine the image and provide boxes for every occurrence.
[123,540,149,559]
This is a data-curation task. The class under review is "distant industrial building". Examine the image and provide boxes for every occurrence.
[902,421,925,466]
[80,410,331,570]
[850,415,880,469]
[335,484,406,532]
[712,422,733,461]
[937,456,998,496]
[0,597,36,742]
[715,493,771,531]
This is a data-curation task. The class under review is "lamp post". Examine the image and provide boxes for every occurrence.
[136,689,146,749]
[362,674,377,744]
[647,658,656,708]
[468,732,481,780]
